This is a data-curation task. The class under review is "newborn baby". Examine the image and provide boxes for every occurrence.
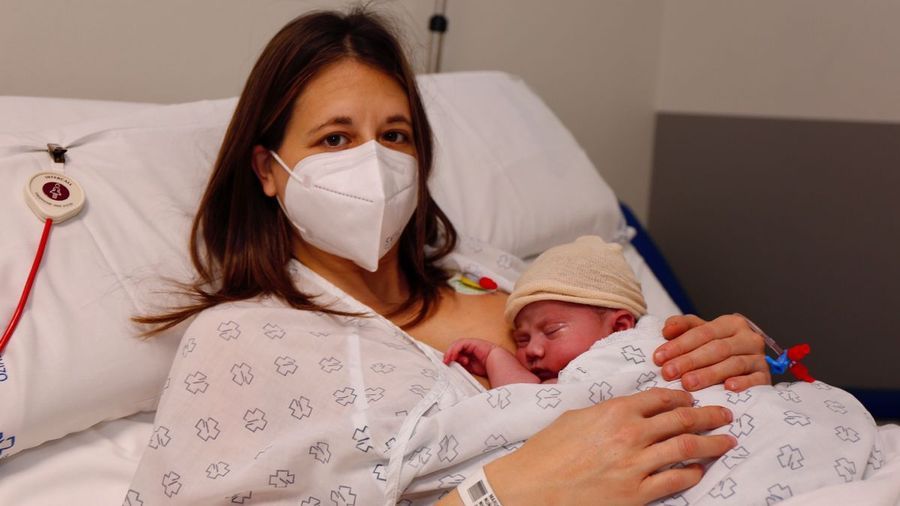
[444,236,883,505]
[444,236,644,385]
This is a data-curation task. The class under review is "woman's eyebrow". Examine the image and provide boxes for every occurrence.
[385,114,411,125]
[307,116,353,135]
[306,115,410,135]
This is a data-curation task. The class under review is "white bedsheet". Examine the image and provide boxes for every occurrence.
[0,412,154,505]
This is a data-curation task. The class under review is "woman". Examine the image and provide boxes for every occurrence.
[129,9,769,505]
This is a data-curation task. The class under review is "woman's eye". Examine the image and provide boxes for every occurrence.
[323,134,349,147]
[382,131,409,143]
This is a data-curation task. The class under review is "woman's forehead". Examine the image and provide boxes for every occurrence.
[291,59,410,127]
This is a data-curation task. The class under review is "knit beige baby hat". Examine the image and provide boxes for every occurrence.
[504,235,648,324]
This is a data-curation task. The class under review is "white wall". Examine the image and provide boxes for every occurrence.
[0,0,663,221]
[7,1,899,223]
[436,1,663,221]
[0,1,431,103]
[657,0,900,123]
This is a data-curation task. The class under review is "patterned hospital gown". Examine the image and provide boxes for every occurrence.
[127,241,533,505]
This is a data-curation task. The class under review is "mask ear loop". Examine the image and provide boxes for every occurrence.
[268,151,310,236]
[268,150,292,173]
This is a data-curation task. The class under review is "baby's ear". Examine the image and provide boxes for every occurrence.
[611,309,636,332]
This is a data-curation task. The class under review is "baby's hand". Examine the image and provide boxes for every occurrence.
[443,338,498,377]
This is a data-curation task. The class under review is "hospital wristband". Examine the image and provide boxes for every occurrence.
[457,467,504,506]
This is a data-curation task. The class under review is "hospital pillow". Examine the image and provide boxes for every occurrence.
[421,72,625,257]
[0,100,232,458]
[0,96,154,134]
[0,72,626,458]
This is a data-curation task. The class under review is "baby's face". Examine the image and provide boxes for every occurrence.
[512,300,625,381]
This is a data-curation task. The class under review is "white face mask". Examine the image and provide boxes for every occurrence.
[269,140,419,272]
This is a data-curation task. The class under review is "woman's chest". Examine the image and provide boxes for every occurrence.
[404,290,515,355]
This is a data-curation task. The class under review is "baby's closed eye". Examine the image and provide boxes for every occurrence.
[512,331,530,348]
[542,323,566,336]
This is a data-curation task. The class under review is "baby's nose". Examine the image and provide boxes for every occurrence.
[525,338,545,358]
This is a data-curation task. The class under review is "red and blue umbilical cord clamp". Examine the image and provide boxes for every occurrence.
[739,315,815,383]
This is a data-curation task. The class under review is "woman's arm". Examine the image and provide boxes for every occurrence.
[655,314,770,391]
[436,388,736,505]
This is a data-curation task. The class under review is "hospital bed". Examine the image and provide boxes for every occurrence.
[0,72,897,505]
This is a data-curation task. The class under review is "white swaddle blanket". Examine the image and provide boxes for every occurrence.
[562,317,884,505]
[398,317,885,505]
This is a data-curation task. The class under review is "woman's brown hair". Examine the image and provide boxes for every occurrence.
[137,8,457,333]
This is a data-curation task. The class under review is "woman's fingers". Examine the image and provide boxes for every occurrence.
[656,315,753,365]
[724,370,770,392]
[484,388,736,505]
[644,433,737,472]
[639,464,704,502]
[654,314,769,390]
[670,351,768,390]
[660,314,707,343]
[611,388,730,429]
[645,404,733,443]
[679,354,769,390]
[638,431,736,499]
[656,314,713,365]
[626,388,695,417]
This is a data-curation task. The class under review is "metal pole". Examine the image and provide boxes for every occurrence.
[426,0,449,73]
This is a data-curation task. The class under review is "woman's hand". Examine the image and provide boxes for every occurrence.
[475,388,737,506]
[655,314,770,392]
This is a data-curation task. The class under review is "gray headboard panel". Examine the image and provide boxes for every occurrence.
[650,113,900,390]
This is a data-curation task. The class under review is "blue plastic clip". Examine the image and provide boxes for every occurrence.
[765,351,791,375]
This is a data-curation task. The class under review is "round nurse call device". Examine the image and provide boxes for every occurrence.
[24,171,86,223]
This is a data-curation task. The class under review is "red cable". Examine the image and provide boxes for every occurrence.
[0,218,53,355]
